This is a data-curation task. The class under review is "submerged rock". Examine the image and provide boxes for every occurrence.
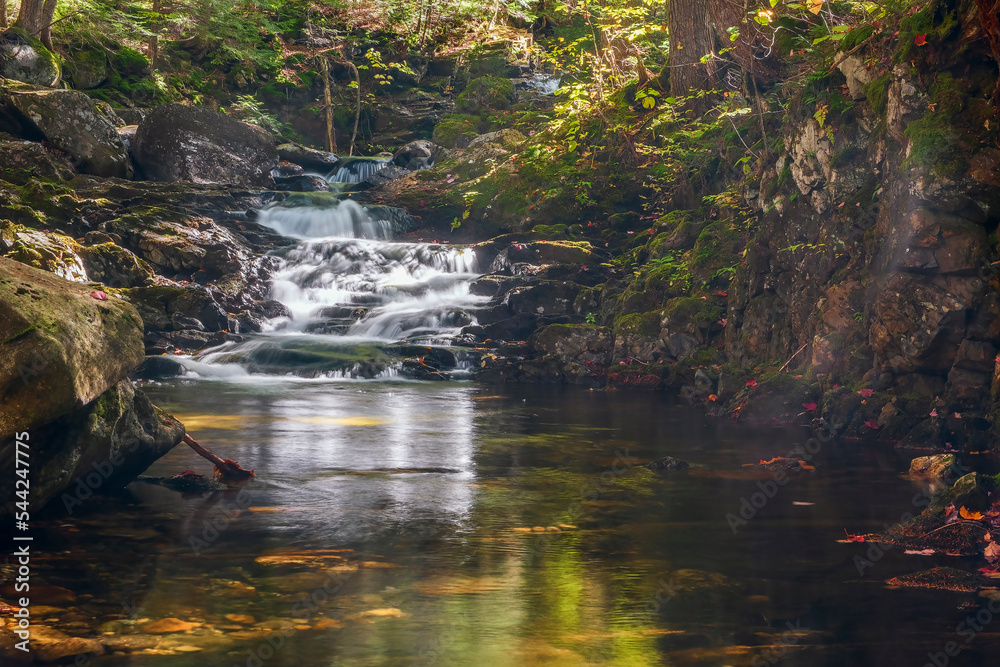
[646,456,690,471]
[132,104,277,187]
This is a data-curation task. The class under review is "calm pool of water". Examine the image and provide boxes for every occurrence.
[21,379,1000,666]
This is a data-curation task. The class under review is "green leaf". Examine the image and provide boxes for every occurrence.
[664,97,676,104]
[642,96,656,109]
[812,35,830,45]
[832,24,851,32]
[568,140,579,152]
[769,0,779,6]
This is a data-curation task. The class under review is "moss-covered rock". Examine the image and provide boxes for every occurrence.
[0,256,145,442]
[455,76,516,115]
[0,29,61,87]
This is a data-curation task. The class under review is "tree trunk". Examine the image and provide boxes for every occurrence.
[667,0,715,99]
[349,62,360,156]
[149,0,160,69]
[321,56,337,153]
[1,1,8,29]
[14,0,58,45]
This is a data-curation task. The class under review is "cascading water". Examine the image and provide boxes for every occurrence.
[182,193,486,380]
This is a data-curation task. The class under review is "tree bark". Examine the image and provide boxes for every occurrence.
[349,62,360,156]
[1,1,8,29]
[149,0,160,69]
[321,56,337,153]
[15,0,58,47]
[667,0,716,99]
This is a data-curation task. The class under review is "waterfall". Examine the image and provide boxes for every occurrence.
[187,196,486,379]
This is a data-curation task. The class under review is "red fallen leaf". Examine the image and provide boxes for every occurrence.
[795,374,803,378]
[929,408,939,417]
[914,33,927,46]
[581,265,588,270]
[90,290,108,300]
[839,530,866,543]
[865,420,879,429]
[419,201,425,206]
[746,379,758,388]
[714,291,728,297]
[859,388,874,398]
[802,402,818,411]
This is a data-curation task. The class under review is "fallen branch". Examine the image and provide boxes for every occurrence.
[778,343,808,373]
[182,433,255,483]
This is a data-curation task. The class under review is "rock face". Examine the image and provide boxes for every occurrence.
[277,142,340,171]
[392,139,447,170]
[0,257,145,441]
[132,104,278,187]
[0,29,61,87]
[0,83,132,178]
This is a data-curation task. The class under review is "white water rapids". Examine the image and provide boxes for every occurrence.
[180,187,486,380]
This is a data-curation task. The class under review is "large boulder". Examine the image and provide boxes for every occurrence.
[277,142,340,171]
[0,29,60,87]
[0,139,75,183]
[0,83,132,178]
[132,104,278,187]
[0,257,146,441]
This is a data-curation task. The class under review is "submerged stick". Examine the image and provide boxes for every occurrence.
[182,433,255,483]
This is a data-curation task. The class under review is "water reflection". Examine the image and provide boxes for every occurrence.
[18,383,1000,666]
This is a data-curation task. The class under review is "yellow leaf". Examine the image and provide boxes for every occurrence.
[960,506,985,520]
[807,0,824,14]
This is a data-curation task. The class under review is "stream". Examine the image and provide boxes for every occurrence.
[23,170,1000,666]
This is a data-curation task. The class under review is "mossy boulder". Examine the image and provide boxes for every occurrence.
[432,114,481,148]
[0,82,133,178]
[455,76,516,114]
[132,104,277,187]
[0,29,61,87]
[0,256,146,442]
[66,48,108,90]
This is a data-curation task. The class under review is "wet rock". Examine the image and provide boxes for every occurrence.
[886,567,979,592]
[133,355,186,380]
[908,454,959,479]
[0,29,61,86]
[123,285,228,333]
[273,161,304,178]
[275,174,330,192]
[526,323,612,384]
[354,164,411,190]
[646,456,690,471]
[0,83,132,178]
[132,104,277,187]
[78,242,154,288]
[277,142,340,171]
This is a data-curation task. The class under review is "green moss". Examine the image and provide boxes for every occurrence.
[663,296,722,325]
[895,0,959,63]
[613,310,662,337]
[455,76,516,114]
[901,74,966,176]
[840,24,875,51]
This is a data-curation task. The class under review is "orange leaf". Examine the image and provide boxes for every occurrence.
[960,506,984,520]
[986,541,1000,563]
